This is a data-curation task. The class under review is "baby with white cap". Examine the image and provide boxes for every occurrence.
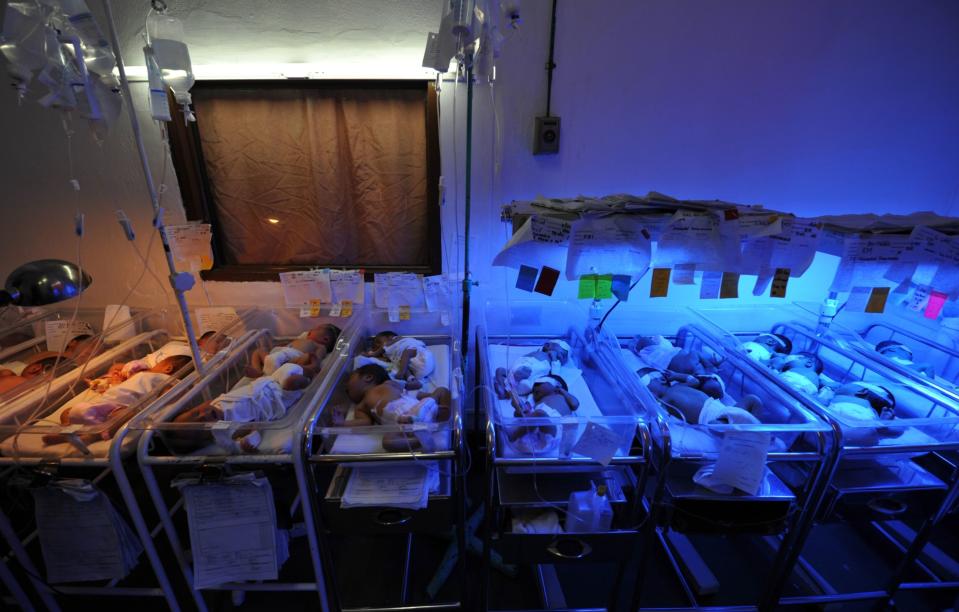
[875,340,936,379]
[494,339,572,399]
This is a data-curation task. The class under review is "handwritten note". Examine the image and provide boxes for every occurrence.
[331,270,364,304]
[530,216,572,244]
[279,270,332,308]
[700,271,722,299]
[650,268,670,298]
[183,478,278,589]
[342,464,431,509]
[711,431,770,495]
[423,275,452,313]
[566,215,651,280]
[571,421,623,466]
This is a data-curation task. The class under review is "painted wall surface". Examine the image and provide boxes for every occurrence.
[0,1,957,338]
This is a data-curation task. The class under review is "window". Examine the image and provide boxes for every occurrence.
[167,80,441,281]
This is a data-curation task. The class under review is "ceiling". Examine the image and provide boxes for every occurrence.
[108,0,442,78]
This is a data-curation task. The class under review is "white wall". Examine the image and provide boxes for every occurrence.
[1,1,958,340]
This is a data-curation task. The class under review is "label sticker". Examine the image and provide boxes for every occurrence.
[578,274,597,299]
[611,274,631,301]
[925,291,948,319]
[720,272,740,299]
[770,268,790,299]
[673,263,696,285]
[309,299,322,318]
[650,268,671,298]
[399,305,411,321]
[328,303,342,317]
[341,300,353,317]
[865,287,890,313]
[700,271,722,299]
[516,265,539,292]
[595,274,613,299]
[533,266,560,296]
[711,431,771,496]
[570,421,623,466]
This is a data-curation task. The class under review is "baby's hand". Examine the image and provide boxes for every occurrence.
[405,378,423,391]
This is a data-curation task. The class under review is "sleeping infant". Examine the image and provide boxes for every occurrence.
[494,339,572,399]
[742,332,792,365]
[335,363,451,452]
[357,331,435,391]
[643,369,762,426]
[246,324,340,379]
[875,340,936,379]
[632,335,725,399]
[825,381,901,446]
[0,335,98,394]
[506,374,580,453]
[41,354,192,447]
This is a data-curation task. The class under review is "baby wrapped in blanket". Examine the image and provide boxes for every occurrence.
[493,339,572,399]
[40,353,193,448]
[875,340,936,379]
[356,331,436,390]
[171,362,312,452]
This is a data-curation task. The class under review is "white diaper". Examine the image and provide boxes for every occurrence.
[213,363,304,423]
[639,342,682,371]
[263,345,306,375]
[3,360,27,376]
[384,337,435,380]
[510,355,552,388]
[378,395,439,424]
[829,400,879,423]
[741,342,772,363]
[780,370,819,396]
[507,405,561,455]
[698,397,760,425]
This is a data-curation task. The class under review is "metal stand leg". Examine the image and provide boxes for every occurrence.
[0,511,60,612]
[0,549,34,612]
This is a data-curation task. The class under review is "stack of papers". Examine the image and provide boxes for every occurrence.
[32,480,143,583]
[182,474,279,589]
[341,463,438,510]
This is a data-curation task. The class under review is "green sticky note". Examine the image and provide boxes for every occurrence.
[596,274,613,299]
[578,274,597,299]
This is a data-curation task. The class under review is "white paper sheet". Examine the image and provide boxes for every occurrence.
[492,216,570,271]
[102,304,135,344]
[166,223,214,270]
[374,272,426,310]
[279,270,332,307]
[654,211,729,270]
[196,306,243,337]
[710,431,771,495]
[423,275,452,314]
[44,319,94,352]
[32,486,141,583]
[331,269,365,304]
[183,477,278,589]
[341,464,431,509]
[565,215,651,280]
[570,421,623,466]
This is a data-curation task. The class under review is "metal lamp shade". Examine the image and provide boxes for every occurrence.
[2,259,92,307]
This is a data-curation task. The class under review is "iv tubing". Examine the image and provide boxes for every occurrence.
[101,0,205,376]
[460,63,474,365]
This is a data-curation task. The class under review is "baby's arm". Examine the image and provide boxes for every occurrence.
[338,399,373,427]
[556,387,579,411]
[245,348,267,378]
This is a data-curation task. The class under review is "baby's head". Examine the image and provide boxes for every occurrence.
[21,355,58,379]
[347,363,391,403]
[836,382,896,419]
[372,331,399,352]
[530,374,568,403]
[876,340,912,362]
[64,334,95,361]
[308,324,341,353]
[754,333,792,355]
[783,352,823,374]
[542,340,571,365]
[198,331,229,355]
[633,335,670,352]
[150,355,192,376]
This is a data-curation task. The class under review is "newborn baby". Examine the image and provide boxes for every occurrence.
[42,355,192,447]
[633,335,725,399]
[358,331,435,391]
[875,340,935,378]
[506,375,580,452]
[337,363,451,452]
[826,381,901,446]
[494,339,571,399]
[776,352,824,396]
[171,362,314,453]
[0,334,98,393]
[644,372,762,425]
[742,333,792,365]
[247,324,340,378]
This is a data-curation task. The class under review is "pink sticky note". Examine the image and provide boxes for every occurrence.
[925,291,948,319]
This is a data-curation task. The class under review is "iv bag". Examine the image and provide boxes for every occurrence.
[57,0,115,79]
[0,2,50,99]
[146,11,195,123]
[143,46,172,122]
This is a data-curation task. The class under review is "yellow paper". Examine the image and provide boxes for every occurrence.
[770,268,790,298]
[309,299,322,317]
[865,287,890,313]
[399,305,411,321]
[341,300,353,317]
[650,268,671,298]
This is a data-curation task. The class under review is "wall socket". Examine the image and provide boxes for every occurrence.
[533,115,561,154]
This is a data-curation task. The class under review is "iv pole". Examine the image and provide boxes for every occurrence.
[100,0,205,376]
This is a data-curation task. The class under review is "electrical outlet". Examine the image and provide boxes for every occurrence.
[533,115,560,155]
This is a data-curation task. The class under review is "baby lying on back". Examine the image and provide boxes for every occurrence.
[245,324,340,379]
[41,355,192,447]
[357,331,435,390]
[494,339,571,399]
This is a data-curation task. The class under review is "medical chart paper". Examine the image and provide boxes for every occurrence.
[183,478,279,589]
[341,464,431,510]
[571,421,624,466]
[32,486,141,583]
[279,270,332,307]
[196,306,243,337]
[102,304,136,344]
[331,270,365,304]
[711,431,771,496]
[44,319,94,352]
[166,223,214,270]
[565,215,651,280]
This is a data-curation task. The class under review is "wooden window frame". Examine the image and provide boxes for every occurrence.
[166,79,442,282]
